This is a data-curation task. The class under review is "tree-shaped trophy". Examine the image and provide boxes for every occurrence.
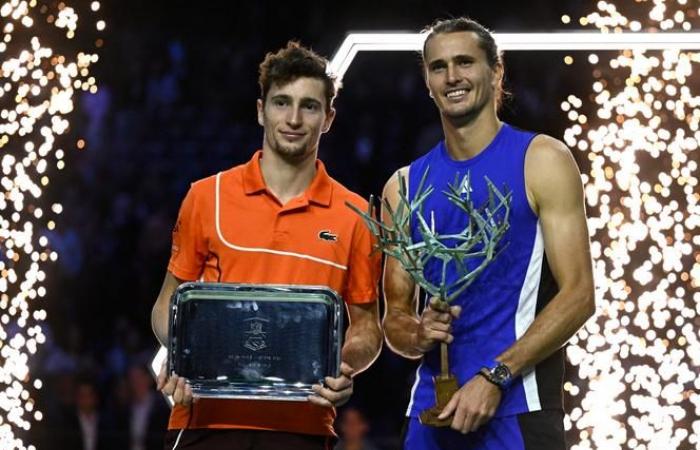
[348,169,511,427]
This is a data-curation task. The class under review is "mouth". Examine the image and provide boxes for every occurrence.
[279,130,306,141]
[445,88,469,101]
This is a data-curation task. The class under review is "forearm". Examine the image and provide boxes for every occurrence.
[383,308,423,359]
[498,287,595,376]
[341,318,383,374]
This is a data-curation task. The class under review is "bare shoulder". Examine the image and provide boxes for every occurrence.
[525,134,584,211]
[526,134,575,166]
[382,166,410,197]
[526,135,581,182]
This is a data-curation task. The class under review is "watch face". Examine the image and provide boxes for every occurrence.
[493,364,510,383]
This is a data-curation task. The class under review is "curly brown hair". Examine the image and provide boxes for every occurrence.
[258,41,338,113]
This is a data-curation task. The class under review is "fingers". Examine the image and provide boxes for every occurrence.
[309,381,353,408]
[427,297,461,319]
[447,396,479,434]
[425,300,457,326]
[422,307,454,330]
[441,378,500,434]
[437,393,458,420]
[425,320,452,333]
[451,407,471,434]
[424,310,453,324]
[416,297,462,352]
[452,407,493,434]
[421,329,454,345]
[417,309,455,350]
[307,392,333,408]
[160,372,193,407]
[308,366,354,408]
[324,374,352,391]
[339,362,355,378]
[428,297,450,312]
[161,372,180,396]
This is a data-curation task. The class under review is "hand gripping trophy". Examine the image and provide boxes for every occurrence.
[348,168,511,427]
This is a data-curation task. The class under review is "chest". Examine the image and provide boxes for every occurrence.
[206,194,355,268]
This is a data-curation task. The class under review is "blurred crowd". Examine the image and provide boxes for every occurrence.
[29,2,581,447]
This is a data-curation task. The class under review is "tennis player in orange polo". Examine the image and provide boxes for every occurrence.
[150,42,383,450]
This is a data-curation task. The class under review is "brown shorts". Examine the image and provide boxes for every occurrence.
[163,429,336,450]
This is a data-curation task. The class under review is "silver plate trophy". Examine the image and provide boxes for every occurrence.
[167,282,343,401]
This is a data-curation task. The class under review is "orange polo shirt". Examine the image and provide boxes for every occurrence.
[166,150,380,436]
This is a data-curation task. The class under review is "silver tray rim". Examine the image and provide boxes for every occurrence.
[167,282,344,401]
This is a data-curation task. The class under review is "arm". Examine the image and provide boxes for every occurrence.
[341,302,383,373]
[440,135,595,433]
[151,185,206,407]
[309,194,385,408]
[151,271,183,347]
[309,300,382,408]
[497,135,595,374]
[151,270,195,406]
[152,184,206,346]
[382,168,461,359]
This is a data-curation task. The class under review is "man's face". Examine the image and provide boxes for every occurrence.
[258,77,335,162]
[423,31,502,121]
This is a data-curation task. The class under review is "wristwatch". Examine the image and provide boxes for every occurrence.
[478,360,513,391]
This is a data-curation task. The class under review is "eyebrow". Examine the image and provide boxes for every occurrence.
[427,54,476,69]
[270,94,291,102]
[454,54,476,63]
[300,98,322,106]
[269,94,322,106]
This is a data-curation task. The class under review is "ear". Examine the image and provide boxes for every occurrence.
[492,61,504,90]
[321,107,336,134]
[422,66,436,99]
[423,67,432,95]
[256,98,264,126]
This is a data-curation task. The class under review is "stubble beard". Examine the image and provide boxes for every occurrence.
[442,88,493,127]
[267,131,312,163]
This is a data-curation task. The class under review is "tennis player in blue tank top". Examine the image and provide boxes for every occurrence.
[381,18,596,450]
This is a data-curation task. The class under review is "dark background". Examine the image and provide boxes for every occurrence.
[33,1,599,448]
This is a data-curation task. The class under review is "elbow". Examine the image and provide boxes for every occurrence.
[151,302,169,346]
[559,280,596,329]
[369,320,384,357]
[381,315,399,353]
[578,281,596,323]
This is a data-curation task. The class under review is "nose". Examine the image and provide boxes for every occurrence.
[446,63,460,85]
[287,106,302,128]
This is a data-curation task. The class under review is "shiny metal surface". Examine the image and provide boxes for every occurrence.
[168,283,343,401]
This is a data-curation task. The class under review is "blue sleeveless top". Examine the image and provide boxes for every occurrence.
[406,123,563,418]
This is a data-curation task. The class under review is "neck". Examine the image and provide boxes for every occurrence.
[441,103,501,160]
[259,145,317,205]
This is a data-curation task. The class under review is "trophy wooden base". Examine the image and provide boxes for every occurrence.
[419,373,459,427]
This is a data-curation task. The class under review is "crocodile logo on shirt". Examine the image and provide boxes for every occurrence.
[318,230,338,242]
